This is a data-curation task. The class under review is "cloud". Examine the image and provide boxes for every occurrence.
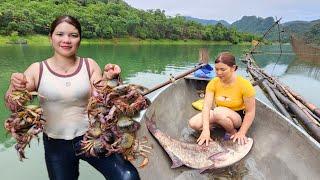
[124,0,320,23]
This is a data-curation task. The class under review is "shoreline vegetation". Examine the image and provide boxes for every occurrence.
[0,35,251,46]
[0,0,262,46]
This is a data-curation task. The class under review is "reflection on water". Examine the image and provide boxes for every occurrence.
[0,44,319,179]
[286,56,320,80]
[253,45,320,81]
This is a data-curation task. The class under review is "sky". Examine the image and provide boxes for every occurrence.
[124,0,320,24]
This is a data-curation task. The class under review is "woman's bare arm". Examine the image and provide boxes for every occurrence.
[239,96,256,135]
[4,63,39,110]
[197,91,214,146]
[231,96,255,145]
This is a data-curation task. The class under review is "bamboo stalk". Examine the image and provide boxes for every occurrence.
[274,82,320,126]
[255,68,320,126]
[248,67,293,120]
[286,88,320,118]
[266,82,301,126]
[273,89,320,142]
[142,64,206,96]
[245,54,320,140]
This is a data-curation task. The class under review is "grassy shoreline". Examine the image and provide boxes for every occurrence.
[0,35,251,46]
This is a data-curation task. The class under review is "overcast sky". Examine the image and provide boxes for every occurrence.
[124,0,320,23]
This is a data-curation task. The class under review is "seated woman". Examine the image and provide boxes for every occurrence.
[189,52,256,146]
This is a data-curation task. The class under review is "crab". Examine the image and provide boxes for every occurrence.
[4,90,45,161]
[7,90,42,111]
[81,137,107,157]
[81,81,152,165]
[116,116,140,133]
[80,120,118,157]
[125,136,153,168]
[80,121,106,156]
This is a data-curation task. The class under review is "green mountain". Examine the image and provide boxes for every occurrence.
[231,16,320,42]
[282,20,320,45]
[187,15,282,41]
[231,16,275,35]
[282,19,320,35]
[184,16,230,27]
[303,21,320,45]
[282,21,312,34]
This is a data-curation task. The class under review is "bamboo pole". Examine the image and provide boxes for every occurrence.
[245,54,320,141]
[286,88,320,118]
[274,81,320,126]
[273,89,320,142]
[248,67,293,120]
[142,63,206,96]
[255,68,320,125]
[250,18,281,53]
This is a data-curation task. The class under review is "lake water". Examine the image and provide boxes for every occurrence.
[0,44,319,179]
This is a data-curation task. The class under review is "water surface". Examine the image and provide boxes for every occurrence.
[0,44,319,179]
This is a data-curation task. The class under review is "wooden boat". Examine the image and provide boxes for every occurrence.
[136,77,320,180]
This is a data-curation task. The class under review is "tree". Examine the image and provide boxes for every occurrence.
[0,0,259,43]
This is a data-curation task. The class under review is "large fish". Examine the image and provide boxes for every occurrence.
[145,114,253,172]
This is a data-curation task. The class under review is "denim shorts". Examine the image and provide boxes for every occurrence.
[43,133,140,180]
[235,109,245,120]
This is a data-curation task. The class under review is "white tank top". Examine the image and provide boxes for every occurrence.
[38,58,91,140]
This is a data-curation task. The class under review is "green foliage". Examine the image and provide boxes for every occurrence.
[7,31,27,44]
[9,31,19,42]
[304,23,320,45]
[0,0,260,43]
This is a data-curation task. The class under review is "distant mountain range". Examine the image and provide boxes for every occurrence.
[184,16,230,27]
[185,15,320,43]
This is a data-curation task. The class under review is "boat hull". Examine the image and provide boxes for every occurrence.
[136,78,320,179]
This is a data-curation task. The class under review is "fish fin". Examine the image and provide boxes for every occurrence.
[145,113,157,133]
[199,151,229,173]
[199,164,215,174]
[168,152,184,168]
[208,150,229,161]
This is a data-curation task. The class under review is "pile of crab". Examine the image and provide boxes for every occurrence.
[80,78,152,167]
[4,90,45,161]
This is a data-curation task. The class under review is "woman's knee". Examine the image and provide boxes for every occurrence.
[188,113,202,130]
[212,107,227,122]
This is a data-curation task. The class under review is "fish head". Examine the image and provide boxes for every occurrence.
[208,138,254,169]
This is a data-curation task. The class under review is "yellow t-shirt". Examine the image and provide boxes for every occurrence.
[205,76,255,111]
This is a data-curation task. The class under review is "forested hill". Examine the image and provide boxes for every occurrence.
[232,16,275,35]
[230,16,320,44]
[184,16,230,27]
[0,0,260,44]
[283,20,320,45]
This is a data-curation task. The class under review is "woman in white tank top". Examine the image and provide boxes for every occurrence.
[5,15,140,180]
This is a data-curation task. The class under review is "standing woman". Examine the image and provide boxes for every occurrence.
[189,52,256,146]
[4,15,139,180]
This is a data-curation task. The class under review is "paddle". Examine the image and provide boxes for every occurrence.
[142,48,210,96]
